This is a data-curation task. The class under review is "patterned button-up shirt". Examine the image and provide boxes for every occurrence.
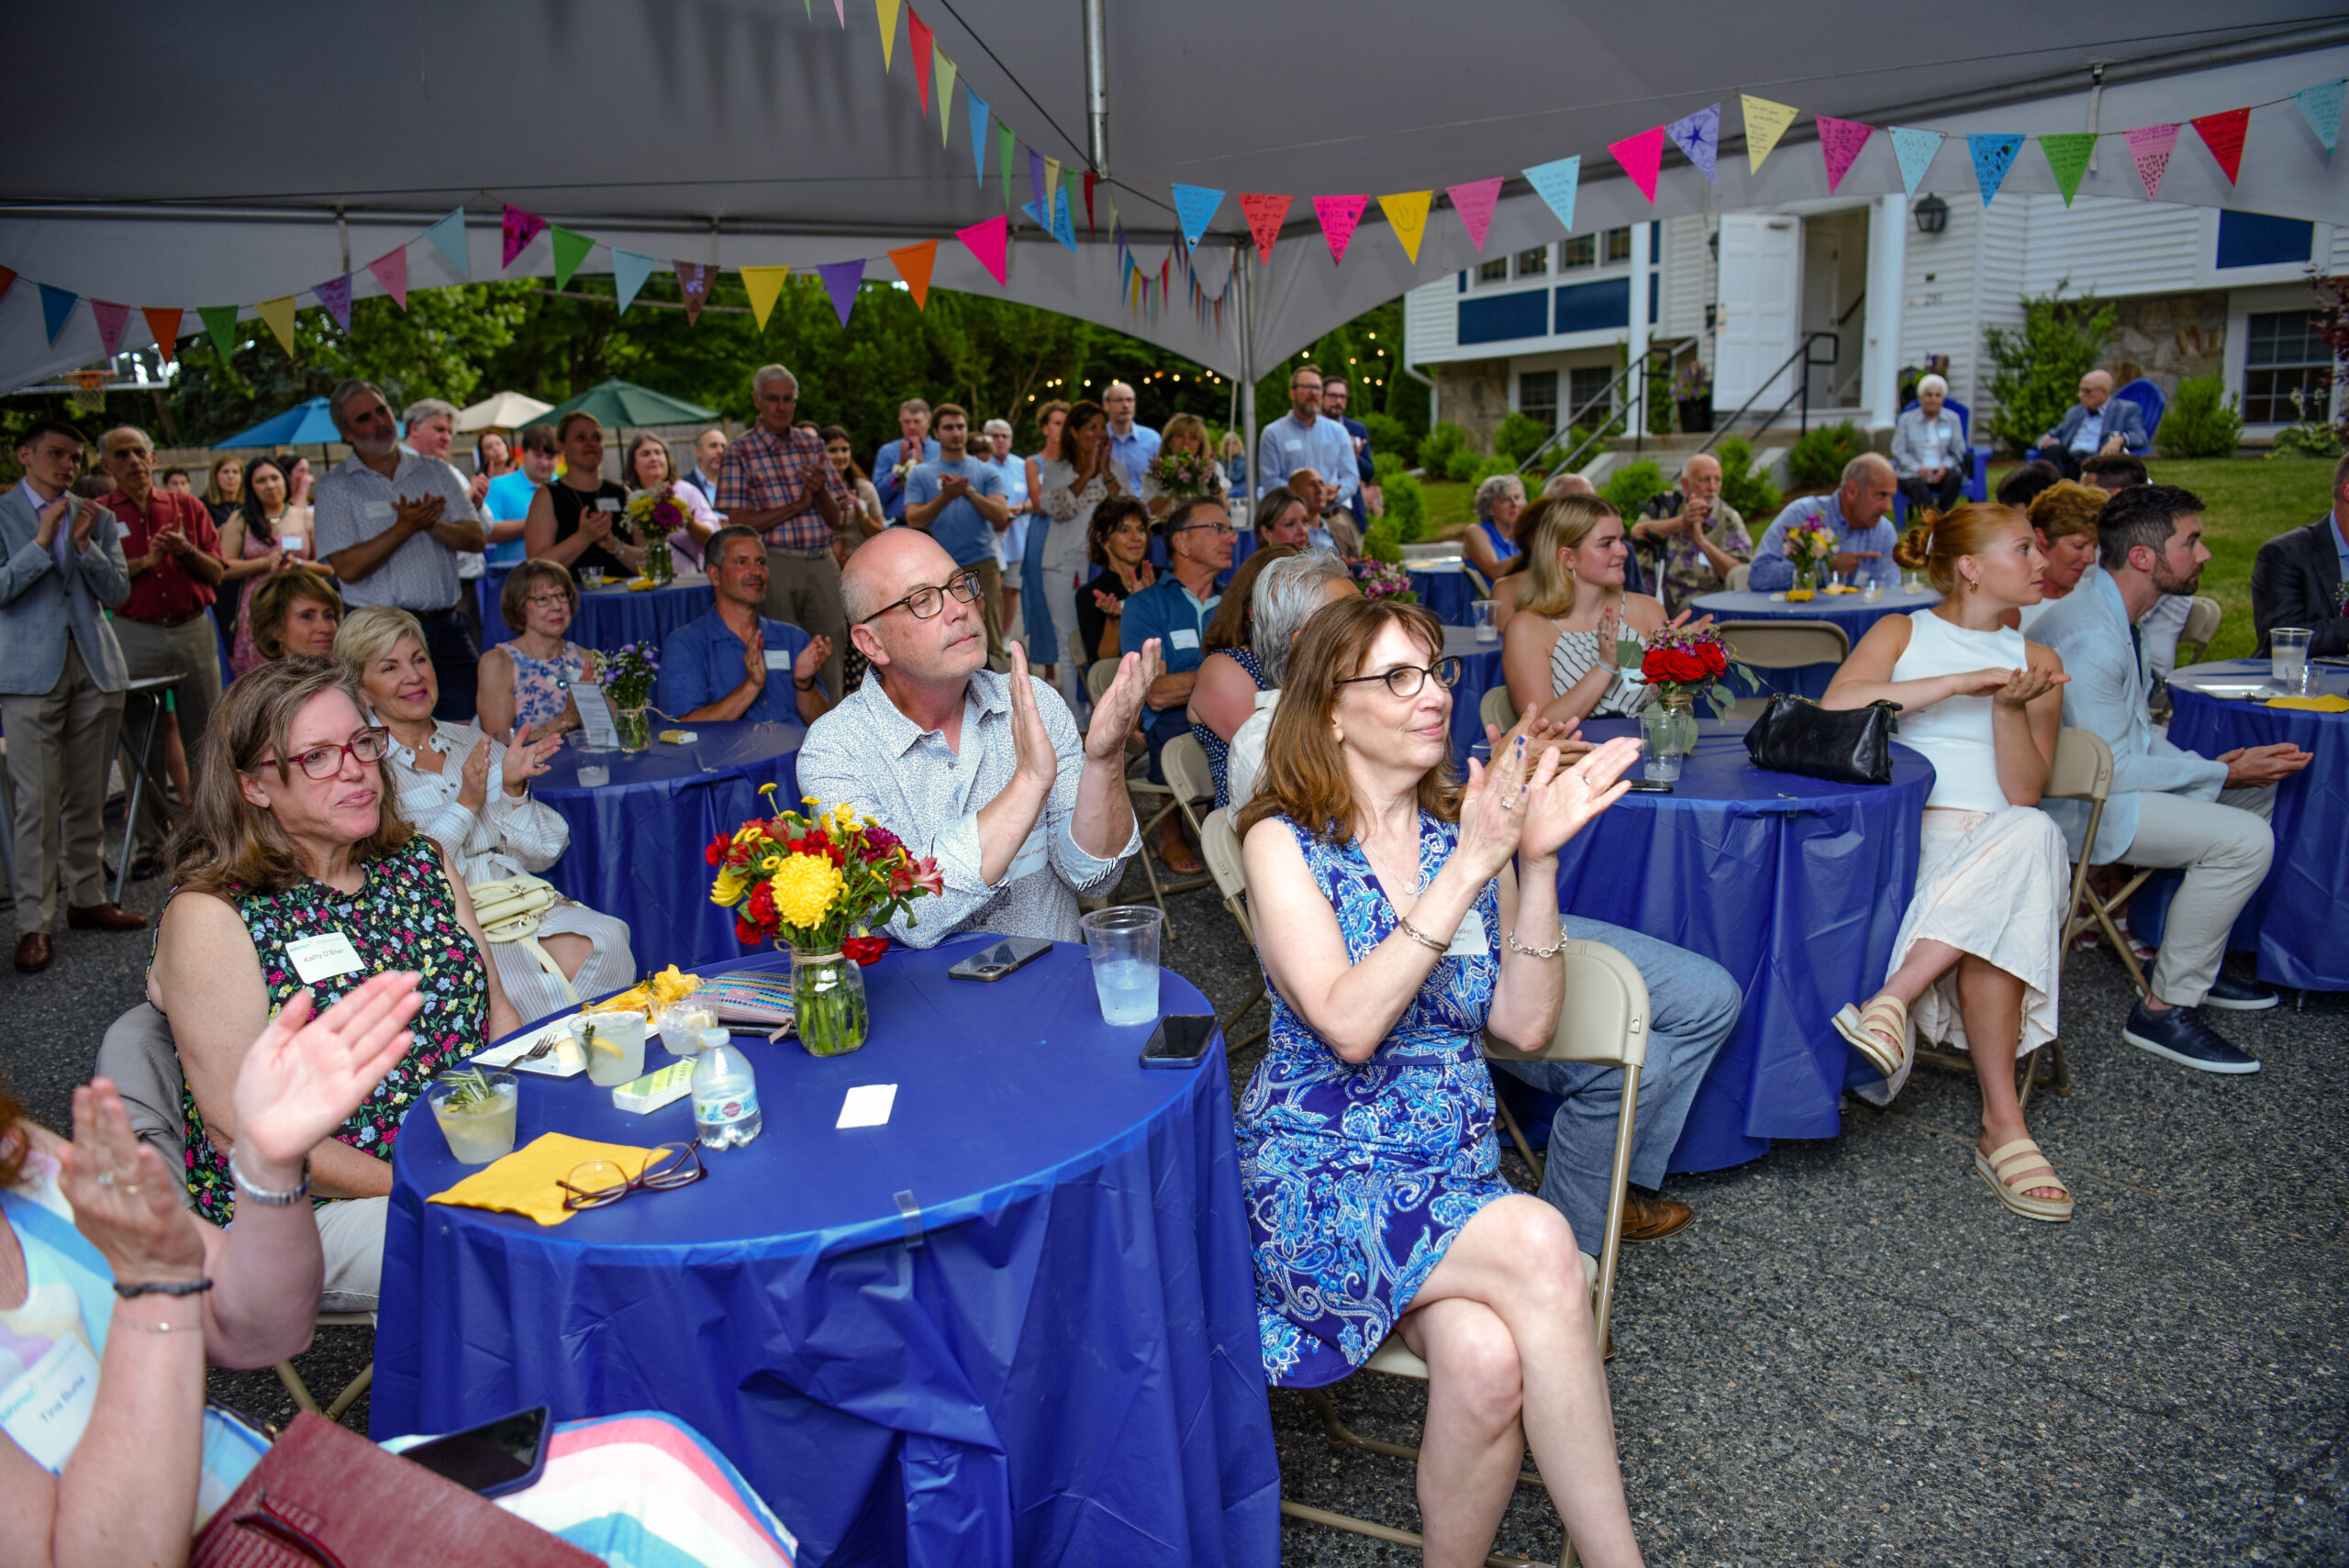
[1636,490,1751,611]
[312,451,478,611]
[795,668,1140,947]
[384,721,570,884]
[715,423,853,551]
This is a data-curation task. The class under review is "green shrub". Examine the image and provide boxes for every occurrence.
[1363,522,1404,564]
[1378,465,1428,541]
[1598,460,1667,519]
[2159,374,2243,459]
[1787,422,1869,490]
[1493,411,1552,468]
[1361,411,1410,466]
[1419,420,1471,474]
[2265,419,2340,461]
[1443,446,1494,484]
[1713,437,1782,521]
[1981,281,2118,456]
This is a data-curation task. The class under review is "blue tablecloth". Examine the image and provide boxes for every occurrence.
[534,722,802,970]
[2130,660,2349,991]
[1553,718,1933,1171]
[373,937,1277,1568]
[479,566,716,654]
[1442,623,1506,763]
[1693,588,1940,697]
[1410,564,1476,627]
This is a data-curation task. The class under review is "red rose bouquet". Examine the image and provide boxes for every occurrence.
[1638,624,1754,716]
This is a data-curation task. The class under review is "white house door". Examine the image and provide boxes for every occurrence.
[1712,214,1801,417]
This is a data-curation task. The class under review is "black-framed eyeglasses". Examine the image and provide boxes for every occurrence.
[559,1140,707,1211]
[859,570,983,625]
[1334,658,1464,699]
[254,728,393,781]
[1174,519,1237,538]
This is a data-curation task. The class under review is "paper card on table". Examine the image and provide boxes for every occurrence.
[285,931,363,985]
[837,1084,897,1129]
[573,685,621,750]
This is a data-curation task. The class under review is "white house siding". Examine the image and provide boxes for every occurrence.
[1406,277,1458,361]
[1661,215,1715,360]
[2017,195,2206,298]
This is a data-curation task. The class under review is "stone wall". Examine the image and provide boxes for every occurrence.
[1431,358,1515,451]
[2104,291,2230,397]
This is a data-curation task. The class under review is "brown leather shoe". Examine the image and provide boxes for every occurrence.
[67,902,148,932]
[1618,1190,1695,1243]
[13,932,52,973]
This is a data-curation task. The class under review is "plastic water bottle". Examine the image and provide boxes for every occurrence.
[690,1030,763,1150]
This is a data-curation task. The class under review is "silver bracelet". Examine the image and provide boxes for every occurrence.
[1507,929,1567,960]
[229,1148,310,1207]
[1395,916,1450,953]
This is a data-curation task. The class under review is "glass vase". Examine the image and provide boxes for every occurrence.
[788,945,869,1057]
[1793,561,1824,595]
[643,537,674,586]
[1640,695,1699,783]
[614,705,651,752]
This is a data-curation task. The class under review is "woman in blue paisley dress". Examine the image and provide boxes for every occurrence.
[1234,595,1648,1567]
[149,659,521,1312]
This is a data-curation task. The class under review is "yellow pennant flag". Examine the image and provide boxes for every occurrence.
[1042,157,1061,213]
[875,0,902,71]
[740,266,792,332]
[1378,191,1434,263]
[1741,95,1800,174]
[255,295,298,357]
[934,50,957,147]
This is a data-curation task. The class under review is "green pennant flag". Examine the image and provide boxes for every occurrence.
[198,304,242,362]
[2037,133,2098,206]
[996,122,1016,208]
[549,226,596,290]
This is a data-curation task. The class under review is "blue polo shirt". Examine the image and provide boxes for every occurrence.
[904,457,1008,568]
[1120,573,1221,675]
[482,470,539,566]
[656,609,815,725]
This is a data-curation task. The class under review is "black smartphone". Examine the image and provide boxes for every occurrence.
[947,936,1056,982]
[1141,1014,1219,1069]
[1623,779,1675,794]
[400,1406,551,1498]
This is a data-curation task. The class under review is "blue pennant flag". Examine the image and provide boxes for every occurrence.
[421,206,470,278]
[1170,184,1225,248]
[38,284,78,344]
[1889,128,1944,198]
[968,92,990,183]
[1967,134,2024,206]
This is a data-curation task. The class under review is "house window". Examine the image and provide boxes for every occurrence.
[1560,234,1597,271]
[1515,245,1550,279]
[1519,371,1559,432]
[1568,366,1614,425]
[1604,226,1632,264]
[1478,257,1508,284]
[2243,309,2334,425]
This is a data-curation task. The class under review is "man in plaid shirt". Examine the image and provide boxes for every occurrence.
[717,363,853,698]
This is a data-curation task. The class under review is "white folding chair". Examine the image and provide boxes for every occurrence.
[1197,808,1268,1053]
[1480,684,1519,735]
[1282,941,1651,1568]
[1713,620,1850,719]
[2174,594,2222,668]
[1725,562,1753,592]
[1085,660,1209,936]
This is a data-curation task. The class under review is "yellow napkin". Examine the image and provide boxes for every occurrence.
[2266,695,2349,712]
[627,578,658,592]
[428,1131,665,1226]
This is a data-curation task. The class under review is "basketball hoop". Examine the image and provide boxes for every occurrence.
[66,369,107,413]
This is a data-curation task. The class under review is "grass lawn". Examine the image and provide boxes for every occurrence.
[1420,479,1479,538]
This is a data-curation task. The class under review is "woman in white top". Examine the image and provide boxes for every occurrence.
[1036,400,1133,708]
[339,607,637,1027]
[1502,495,1706,725]
[1891,373,1969,518]
[1822,505,2075,1221]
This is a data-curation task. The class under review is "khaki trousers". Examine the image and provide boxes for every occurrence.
[114,613,225,856]
[762,547,849,704]
[2,643,123,930]
[2124,787,2276,1006]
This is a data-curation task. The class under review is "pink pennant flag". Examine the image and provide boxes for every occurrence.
[1608,125,1667,203]
[365,247,409,310]
[1446,177,1504,252]
[908,8,934,113]
[314,274,354,332]
[90,300,131,358]
[2124,123,2179,198]
[1312,195,1368,265]
[957,215,1010,285]
[1816,116,1876,195]
[1239,194,1291,261]
[501,203,547,268]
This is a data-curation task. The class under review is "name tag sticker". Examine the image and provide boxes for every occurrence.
[763,649,793,671]
[116,520,135,540]
[1007,821,1050,884]
[280,534,304,551]
[0,1332,101,1473]
[1168,628,1200,651]
[363,500,395,521]
[595,497,621,513]
[1446,908,1488,959]
[284,930,364,985]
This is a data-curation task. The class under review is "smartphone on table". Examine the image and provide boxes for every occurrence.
[399,1406,552,1498]
[947,936,1055,982]
[1141,1014,1219,1070]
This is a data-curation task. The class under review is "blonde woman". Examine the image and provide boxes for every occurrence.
[1138,411,1230,519]
[1502,496,1705,725]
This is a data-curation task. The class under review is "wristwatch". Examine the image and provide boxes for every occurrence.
[230,1149,312,1207]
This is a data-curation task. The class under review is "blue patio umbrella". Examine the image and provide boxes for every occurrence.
[211,396,402,450]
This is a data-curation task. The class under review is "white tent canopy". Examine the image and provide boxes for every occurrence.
[3,3,2343,401]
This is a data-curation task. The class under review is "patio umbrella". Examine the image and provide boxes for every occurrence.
[457,390,554,431]
[210,396,355,450]
[524,379,718,430]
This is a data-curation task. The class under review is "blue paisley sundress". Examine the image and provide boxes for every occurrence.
[1237,811,1514,1388]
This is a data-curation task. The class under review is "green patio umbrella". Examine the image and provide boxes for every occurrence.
[523,378,718,429]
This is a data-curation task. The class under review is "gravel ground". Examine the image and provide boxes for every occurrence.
[6,840,2341,1567]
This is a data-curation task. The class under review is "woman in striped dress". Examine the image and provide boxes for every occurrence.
[1502,495,1709,726]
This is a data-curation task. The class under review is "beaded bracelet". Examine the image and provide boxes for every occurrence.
[113,1276,213,1300]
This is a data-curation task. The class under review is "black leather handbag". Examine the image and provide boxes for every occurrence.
[1742,695,1903,785]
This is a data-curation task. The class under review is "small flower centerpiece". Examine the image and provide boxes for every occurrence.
[624,488,683,584]
[1782,518,1838,597]
[1635,625,1757,781]
[1145,446,1219,500]
[1350,559,1419,603]
[706,785,944,1056]
[600,641,660,751]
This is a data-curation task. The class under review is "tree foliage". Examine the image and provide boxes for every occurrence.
[1981,281,2118,457]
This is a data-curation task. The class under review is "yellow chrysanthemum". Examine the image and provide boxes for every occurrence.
[767,853,843,929]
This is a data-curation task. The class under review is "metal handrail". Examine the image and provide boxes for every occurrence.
[1518,337,1699,481]
[1696,330,1840,457]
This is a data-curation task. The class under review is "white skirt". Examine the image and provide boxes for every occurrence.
[1864,806,2069,1103]
[490,900,637,1027]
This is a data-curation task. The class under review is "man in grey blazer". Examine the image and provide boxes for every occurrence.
[0,421,140,972]
[2032,485,2310,1074]
[2035,370,2151,481]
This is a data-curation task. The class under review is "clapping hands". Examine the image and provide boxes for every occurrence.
[1083,638,1163,764]
[498,722,562,794]
[229,973,426,1175]
[1457,717,1640,881]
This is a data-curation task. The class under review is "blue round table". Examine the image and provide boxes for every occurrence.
[2130,660,2349,991]
[1692,587,1940,697]
[534,722,803,970]
[1409,563,1477,627]
[479,566,716,655]
[1550,718,1933,1171]
[1442,623,1506,763]
[371,937,1277,1568]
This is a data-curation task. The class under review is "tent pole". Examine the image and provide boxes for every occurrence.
[1083,0,1109,177]
[1238,244,1258,512]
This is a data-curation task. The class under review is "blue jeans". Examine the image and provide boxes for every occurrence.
[1491,916,1741,1249]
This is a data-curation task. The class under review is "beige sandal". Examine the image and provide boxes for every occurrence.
[1975,1137,2074,1223]
[1832,995,1909,1079]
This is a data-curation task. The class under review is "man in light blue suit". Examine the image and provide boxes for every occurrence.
[0,421,138,971]
[2031,484,2309,1074]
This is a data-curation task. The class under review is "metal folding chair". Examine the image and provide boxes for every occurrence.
[112,669,187,901]
[1196,808,1268,1053]
[1086,659,1209,936]
[1712,620,1849,719]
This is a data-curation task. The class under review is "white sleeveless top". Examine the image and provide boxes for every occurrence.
[1888,609,2025,813]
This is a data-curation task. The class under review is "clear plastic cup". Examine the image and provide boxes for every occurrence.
[1080,906,1163,1027]
[656,1003,718,1056]
[572,1010,648,1086]
[1471,598,1499,642]
[2270,627,2310,693]
[429,1069,518,1164]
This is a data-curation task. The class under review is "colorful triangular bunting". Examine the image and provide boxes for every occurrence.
[1666,104,1720,182]
[888,241,937,308]
[1028,147,1044,212]
[1967,134,2024,206]
[500,204,546,269]
[957,215,1010,285]
[1817,116,1875,195]
[90,301,130,358]
[2191,107,2250,184]
[908,8,933,110]
[1609,126,1666,203]
[1239,194,1290,262]
[2296,79,2343,153]
[875,0,901,72]
[2037,133,2097,206]
[0,266,15,306]
[1741,95,1799,173]
[549,226,595,290]
[255,295,298,357]
[1043,156,1062,215]
[611,250,658,314]
[1083,171,1097,234]
[672,262,717,325]
[997,121,1016,208]
[740,266,791,331]
[197,305,240,362]
[969,92,990,182]
[422,206,469,278]
[1312,195,1368,265]
[1445,177,1503,251]
[934,50,957,145]
[818,260,865,327]
[1378,191,1433,262]
[1171,184,1224,248]
[365,247,409,310]
[1889,128,1944,198]
[37,285,77,345]
[142,307,183,365]
[1521,155,1581,232]
[2124,124,2178,198]
[314,274,353,332]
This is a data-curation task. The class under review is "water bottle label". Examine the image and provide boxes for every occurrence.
[696,1088,759,1126]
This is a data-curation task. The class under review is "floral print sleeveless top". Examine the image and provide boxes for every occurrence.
[174,834,490,1225]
